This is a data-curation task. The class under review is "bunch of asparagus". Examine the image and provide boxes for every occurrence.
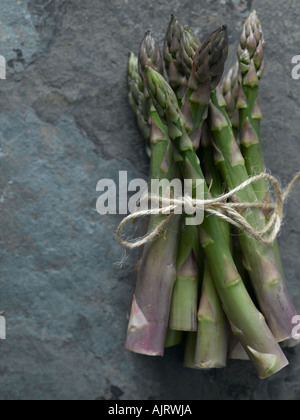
[126,11,298,379]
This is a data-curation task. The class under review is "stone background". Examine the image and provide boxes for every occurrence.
[0,0,299,400]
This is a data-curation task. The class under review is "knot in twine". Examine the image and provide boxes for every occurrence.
[116,172,300,249]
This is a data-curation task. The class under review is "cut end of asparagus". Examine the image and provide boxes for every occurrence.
[238,10,265,78]
[228,336,250,361]
[169,249,199,332]
[281,336,300,349]
[127,295,150,333]
[139,31,164,82]
[247,346,289,380]
[125,295,165,356]
[165,330,183,348]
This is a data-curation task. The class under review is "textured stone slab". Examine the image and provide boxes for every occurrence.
[0,0,299,400]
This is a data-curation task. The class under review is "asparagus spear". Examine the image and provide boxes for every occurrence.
[169,221,201,332]
[202,124,253,363]
[179,27,229,367]
[207,11,295,341]
[201,122,231,244]
[221,61,241,139]
[194,122,229,369]
[138,30,164,80]
[195,264,228,368]
[179,26,201,83]
[237,11,286,290]
[128,52,151,157]
[170,26,228,335]
[138,31,169,181]
[164,24,204,332]
[168,26,203,332]
[165,330,184,348]
[131,31,199,337]
[164,15,187,105]
[208,87,297,343]
[145,65,288,379]
[237,10,267,203]
[181,27,230,367]
[125,32,182,356]
[180,25,228,155]
[128,50,185,349]
[184,333,199,369]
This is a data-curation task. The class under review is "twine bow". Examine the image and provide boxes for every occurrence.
[116,172,300,249]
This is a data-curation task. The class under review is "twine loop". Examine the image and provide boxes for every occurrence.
[116,172,300,249]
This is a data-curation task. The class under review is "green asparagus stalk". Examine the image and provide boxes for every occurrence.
[208,87,297,343]
[169,222,200,332]
[194,122,229,369]
[202,123,254,363]
[237,11,267,203]
[145,64,288,379]
[164,15,187,105]
[178,26,202,150]
[195,263,228,368]
[201,122,231,244]
[138,31,169,181]
[163,24,204,332]
[130,32,198,339]
[169,24,224,333]
[181,27,230,366]
[221,61,241,139]
[125,32,182,356]
[128,53,143,115]
[128,51,184,348]
[232,230,255,296]
[228,334,249,361]
[184,333,199,369]
[168,25,202,332]
[237,11,285,280]
[179,27,229,366]
[237,11,299,348]
[165,330,184,348]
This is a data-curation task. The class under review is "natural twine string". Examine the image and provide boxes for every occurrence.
[116,172,300,249]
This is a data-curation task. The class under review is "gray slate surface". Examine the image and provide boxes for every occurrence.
[0,0,299,400]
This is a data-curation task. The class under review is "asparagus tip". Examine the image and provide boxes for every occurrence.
[192,24,229,92]
[238,9,265,78]
[139,30,164,80]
